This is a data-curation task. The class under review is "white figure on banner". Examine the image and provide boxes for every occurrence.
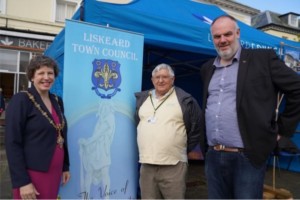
[78,100,116,197]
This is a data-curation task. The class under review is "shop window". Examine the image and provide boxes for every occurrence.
[0,49,18,73]
[18,74,28,91]
[20,52,30,73]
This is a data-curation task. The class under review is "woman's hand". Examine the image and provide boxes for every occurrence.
[62,171,71,185]
[20,183,39,200]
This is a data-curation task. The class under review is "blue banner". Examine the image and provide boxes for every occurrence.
[60,20,144,199]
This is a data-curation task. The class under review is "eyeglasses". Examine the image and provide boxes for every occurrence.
[153,75,172,81]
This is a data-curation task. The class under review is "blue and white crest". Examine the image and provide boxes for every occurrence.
[91,59,121,99]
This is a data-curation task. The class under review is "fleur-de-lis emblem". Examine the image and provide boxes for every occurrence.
[91,59,121,99]
[94,63,118,89]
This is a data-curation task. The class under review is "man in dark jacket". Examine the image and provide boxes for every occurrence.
[135,63,202,199]
[201,15,300,199]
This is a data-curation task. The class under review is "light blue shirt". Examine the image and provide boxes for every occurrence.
[205,47,244,148]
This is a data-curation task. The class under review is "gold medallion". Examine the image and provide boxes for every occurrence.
[25,91,65,148]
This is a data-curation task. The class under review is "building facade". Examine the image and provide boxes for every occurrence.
[252,11,300,42]
[0,0,80,99]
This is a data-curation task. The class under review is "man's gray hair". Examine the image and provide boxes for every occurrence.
[210,15,240,31]
[152,63,175,77]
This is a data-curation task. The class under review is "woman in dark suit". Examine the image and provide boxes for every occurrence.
[5,55,70,199]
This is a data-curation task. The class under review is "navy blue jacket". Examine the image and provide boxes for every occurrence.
[5,86,69,188]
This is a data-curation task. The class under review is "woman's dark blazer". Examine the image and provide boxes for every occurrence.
[200,48,300,167]
[5,86,70,188]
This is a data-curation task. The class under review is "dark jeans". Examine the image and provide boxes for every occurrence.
[205,148,266,199]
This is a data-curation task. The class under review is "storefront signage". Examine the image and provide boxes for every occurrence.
[0,35,52,50]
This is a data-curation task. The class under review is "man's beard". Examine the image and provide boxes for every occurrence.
[218,48,235,60]
[217,42,239,61]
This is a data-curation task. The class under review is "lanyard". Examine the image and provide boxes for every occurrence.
[150,88,174,116]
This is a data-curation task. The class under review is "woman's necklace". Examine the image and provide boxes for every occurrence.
[25,91,65,148]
